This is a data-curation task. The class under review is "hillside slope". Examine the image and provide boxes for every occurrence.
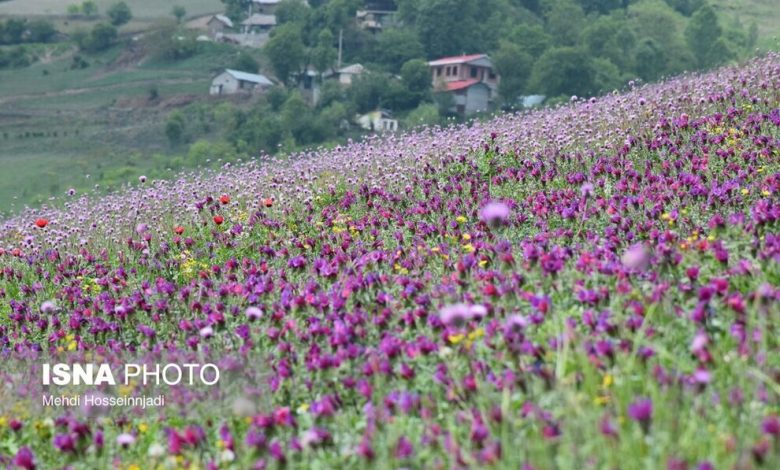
[0,55,778,468]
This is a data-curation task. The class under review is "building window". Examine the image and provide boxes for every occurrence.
[452,66,458,76]
[488,71,496,80]
[436,68,442,77]
[470,67,478,78]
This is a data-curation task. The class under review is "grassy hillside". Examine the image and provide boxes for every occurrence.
[712,0,780,50]
[0,40,250,214]
[0,0,222,18]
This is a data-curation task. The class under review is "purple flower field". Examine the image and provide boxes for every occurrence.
[0,54,778,469]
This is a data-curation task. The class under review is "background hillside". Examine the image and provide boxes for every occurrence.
[0,0,777,215]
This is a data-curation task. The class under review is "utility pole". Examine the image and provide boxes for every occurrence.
[337,29,343,69]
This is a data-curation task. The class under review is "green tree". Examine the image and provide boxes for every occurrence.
[373,29,424,73]
[312,28,337,75]
[634,37,666,80]
[325,0,362,32]
[493,40,533,104]
[276,0,311,25]
[107,2,133,26]
[317,80,346,110]
[0,19,26,44]
[67,4,81,17]
[348,72,392,113]
[232,51,259,72]
[405,103,440,128]
[685,3,724,68]
[580,14,636,71]
[264,23,306,84]
[543,0,585,46]
[663,0,704,16]
[77,23,117,52]
[172,6,187,23]
[27,20,58,43]
[165,111,186,145]
[221,0,251,22]
[505,24,551,59]
[81,1,98,16]
[528,46,594,97]
[401,59,431,95]
[579,0,623,14]
[590,57,625,92]
[416,0,500,58]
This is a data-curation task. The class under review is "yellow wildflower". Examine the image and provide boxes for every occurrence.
[602,374,613,387]
[593,396,610,406]
[448,334,465,345]
[456,216,467,224]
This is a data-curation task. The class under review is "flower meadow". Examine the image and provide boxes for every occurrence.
[0,55,779,469]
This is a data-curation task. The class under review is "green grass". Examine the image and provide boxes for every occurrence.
[0,40,247,214]
[0,0,222,19]
[712,0,780,50]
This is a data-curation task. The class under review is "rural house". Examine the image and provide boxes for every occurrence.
[207,14,233,37]
[210,69,274,95]
[241,14,277,34]
[334,64,365,86]
[355,9,396,33]
[440,80,491,115]
[428,54,499,115]
[357,110,398,133]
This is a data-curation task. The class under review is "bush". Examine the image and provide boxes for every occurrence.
[27,20,58,43]
[165,111,186,145]
[231,51,259,73]
[107,2,133,27]
[150,27,201,61]
[75,23,118,52]
[0,46,32,69]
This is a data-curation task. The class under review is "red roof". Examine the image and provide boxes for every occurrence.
[442,79,482,91]
[428,54,487,66]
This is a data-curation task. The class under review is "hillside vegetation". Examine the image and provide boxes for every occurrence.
[0,54,777,468]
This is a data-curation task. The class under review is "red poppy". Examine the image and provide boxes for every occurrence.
[213,215,224,225]
[263,198,273,208]
[219,194,231,205]
[11,248,21,257]
[174,226,185,235]
[34,218,49,228]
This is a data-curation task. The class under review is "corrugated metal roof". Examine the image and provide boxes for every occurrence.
[428,54,487,66]
[224,69,274,86]
[338,64,364,75]
[241,14,277,26]
[210,14,233,27]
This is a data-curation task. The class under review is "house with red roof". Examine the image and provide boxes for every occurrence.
[428,54,498,116]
